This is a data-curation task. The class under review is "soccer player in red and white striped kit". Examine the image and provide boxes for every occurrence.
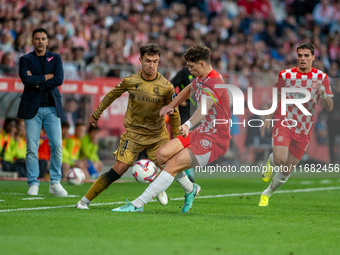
[259,42,334,206]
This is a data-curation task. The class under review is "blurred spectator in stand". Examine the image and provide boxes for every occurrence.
[327,80,340,163]
[0,32,15,53]
[0,118,17,172]
[315,111,328,145]
[0,53,15,76]
[252,0,272,19]
[61,122,72,178]
[80,126,103,179]
[13,119,27,177]
[312,0,334,29]
[37,129,50,179]
[65,122,89,178]
[62,98,79,135]
[85,55,108,77]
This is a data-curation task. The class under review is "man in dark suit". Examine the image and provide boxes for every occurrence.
[18,27,67,196]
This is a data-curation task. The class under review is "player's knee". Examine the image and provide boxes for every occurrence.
[273,155,287,166]
[113,161,130,176]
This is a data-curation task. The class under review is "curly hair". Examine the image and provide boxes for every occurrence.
[183,44,211,64]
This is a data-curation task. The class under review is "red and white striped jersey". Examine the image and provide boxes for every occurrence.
[274,67,333,135]
[191,69,231,138]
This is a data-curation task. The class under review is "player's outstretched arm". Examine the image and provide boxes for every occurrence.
[92,79,127,120]
[160,85,192,116]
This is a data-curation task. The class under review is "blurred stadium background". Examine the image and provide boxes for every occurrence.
[0,0,339,171]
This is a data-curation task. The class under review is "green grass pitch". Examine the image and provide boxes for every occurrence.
[1,177,340,255]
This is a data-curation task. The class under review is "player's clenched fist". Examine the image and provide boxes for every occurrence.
[317,81,327,99]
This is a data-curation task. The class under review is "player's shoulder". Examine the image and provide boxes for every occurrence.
[122,72,140,84]
[209,69,224,79]
[279,67,296,76]
[157,73,174,89]
[311,68,328,79]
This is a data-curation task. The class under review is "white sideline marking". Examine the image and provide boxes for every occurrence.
[320,180,332,184]
[1,186,340,213]
[0,200,4,202]
[1,192,32,195]
[300,181,315,185]
[22,197,45,200]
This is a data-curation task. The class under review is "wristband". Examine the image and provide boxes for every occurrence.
[184,120,193,129]
[92,114,98,120]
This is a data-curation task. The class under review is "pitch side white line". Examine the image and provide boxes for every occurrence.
[21,197,45,200]
[1,186,340,213]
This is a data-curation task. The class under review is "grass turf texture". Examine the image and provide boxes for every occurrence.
[1,178,340,255]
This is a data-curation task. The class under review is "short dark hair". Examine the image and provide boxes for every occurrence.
[32,28,49,39]
[61,122,70,129]
[184,44,211,64]
[140,43,161,57]
[297,42,315,55]
[88,125,99,133]
[75,122,86,128]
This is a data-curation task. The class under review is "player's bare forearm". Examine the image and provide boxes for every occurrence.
[322,97,333,111]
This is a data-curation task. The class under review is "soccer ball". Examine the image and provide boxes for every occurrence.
[132,159,157,184]
[66,168,86,185]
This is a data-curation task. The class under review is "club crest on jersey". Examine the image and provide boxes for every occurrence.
[199,139,212,149]
[276,136,284,142]
[311,82,318,89]
[153,86,160,95]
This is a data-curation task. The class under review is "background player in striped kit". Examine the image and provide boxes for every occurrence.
[259,42,334,206]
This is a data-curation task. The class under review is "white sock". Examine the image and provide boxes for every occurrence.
[262,171,290,197]
[81,196,91,205]
[132,171,174,208]
[175,171,193,193]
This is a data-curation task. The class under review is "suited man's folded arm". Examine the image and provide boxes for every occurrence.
[38,54,64,91]
[19,56,46,87]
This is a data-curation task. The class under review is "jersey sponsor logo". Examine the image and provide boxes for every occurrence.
[153,86,160,95]
[199,139,212,149]
[130,94,135,99]
[136,95,162,103]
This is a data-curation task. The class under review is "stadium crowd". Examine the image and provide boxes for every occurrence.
[0,0,340,80]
